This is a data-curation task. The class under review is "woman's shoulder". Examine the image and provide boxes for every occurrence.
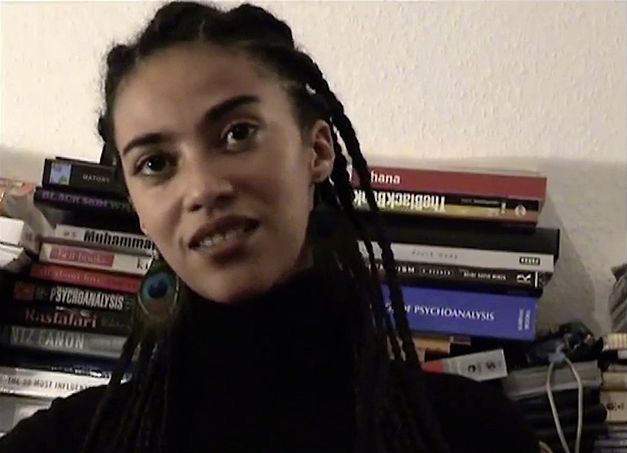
[422,371,540,453]
[0,383,129,453]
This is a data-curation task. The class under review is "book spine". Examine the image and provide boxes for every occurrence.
[603,372,627,391]
[34,187,134,215]
[42,158,124,196]
[386,286,537,340]
[357,188,541,211]
[376,260,546,290]
[361,242,554,273]
[13,280,135,313]
[52,224,155,256]
[412,335,452,355]
[594,440,627,449]
[601,391,627,423]
[0,325,125,359]
[39,243,150,276]
[603,333,627,352]
[422,349,508,381]
[354,189,538,224]
[351,165,547,200]
[0,217,40,254]
[5,304,132,336]
[369,221,560,256]
[0,365,111,400]
[30,263,140,293]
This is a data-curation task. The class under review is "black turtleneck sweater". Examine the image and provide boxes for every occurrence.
[0,269,539,453]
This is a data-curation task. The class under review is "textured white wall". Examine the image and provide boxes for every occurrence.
[0,1,625,334]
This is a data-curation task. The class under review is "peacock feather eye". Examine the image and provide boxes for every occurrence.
[143,271,175,301]
[138,263,179,324]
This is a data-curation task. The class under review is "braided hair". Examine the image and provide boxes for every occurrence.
[86,3,451,453]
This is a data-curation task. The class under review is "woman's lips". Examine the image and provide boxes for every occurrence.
[190,219,259,260]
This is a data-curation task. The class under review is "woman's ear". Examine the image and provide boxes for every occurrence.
[308,119,335,184]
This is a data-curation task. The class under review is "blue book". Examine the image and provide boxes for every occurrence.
[384,285,537,341]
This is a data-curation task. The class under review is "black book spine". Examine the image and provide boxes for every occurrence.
[13,280,135,313]
[3,304,132,336]
[367,218,560,257]
[377,260,546,295]
[42,159,125,197]
[34,187,134,215]
[355,188,542,210]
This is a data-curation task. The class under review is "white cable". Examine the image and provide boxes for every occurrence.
[539,441,555,453]
[545,357,583,453]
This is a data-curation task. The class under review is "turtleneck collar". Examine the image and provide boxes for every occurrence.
[187,266,331,314]
[166,266,356,452]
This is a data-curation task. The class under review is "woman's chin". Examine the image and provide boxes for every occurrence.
[190,276,274,305]
[180,249,310,304]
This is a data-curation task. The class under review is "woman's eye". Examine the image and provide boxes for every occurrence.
[137,154,173,176]
[223,123,258,150]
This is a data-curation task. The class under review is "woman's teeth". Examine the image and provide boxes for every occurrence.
[198,226,246,248]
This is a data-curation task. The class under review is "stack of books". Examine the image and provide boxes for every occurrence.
[596,333,627,452]
[352,163,560,381]
[503,361,605,453]
[0,158,151,437]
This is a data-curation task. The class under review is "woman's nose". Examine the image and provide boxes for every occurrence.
[181,152,235,213]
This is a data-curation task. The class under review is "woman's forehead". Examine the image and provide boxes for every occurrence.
[119,43,276,102]
[111,43,290,146]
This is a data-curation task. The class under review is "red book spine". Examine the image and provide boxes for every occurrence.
[49,246,115,267]
[352,166,547,200]
[39,243,150,276]
[420,361,446,374]
[30,263,141,294]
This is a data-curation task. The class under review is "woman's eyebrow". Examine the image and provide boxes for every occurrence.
[200,94,260,127]
[121,94,261,157]
[121,132,171,157]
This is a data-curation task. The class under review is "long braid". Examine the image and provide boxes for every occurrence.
[327,98,432,453]
[310,203,383,453]
[301,89,431,452]
[80,325,140,452]
[292,53,452,453]
[324,132,414,452]
[255,43,450,453]
[92,3,453,453]
[115,336,158,451]
[328,129,404,362]
[326,208,419,453]
[313,114,409,450]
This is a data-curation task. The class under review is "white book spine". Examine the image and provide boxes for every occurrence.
[423,349,508,382]
[2,325,125,359]
[602,391,627,423]
[51,224,154,256]
[0,366,110,399]
[358,241,554,273]
[0,217,40,253]
[603,372,627,390]
[39,243,150,276]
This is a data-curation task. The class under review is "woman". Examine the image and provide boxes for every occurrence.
[0,2,539,452]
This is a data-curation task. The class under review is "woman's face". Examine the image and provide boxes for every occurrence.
[113,42,334,303]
